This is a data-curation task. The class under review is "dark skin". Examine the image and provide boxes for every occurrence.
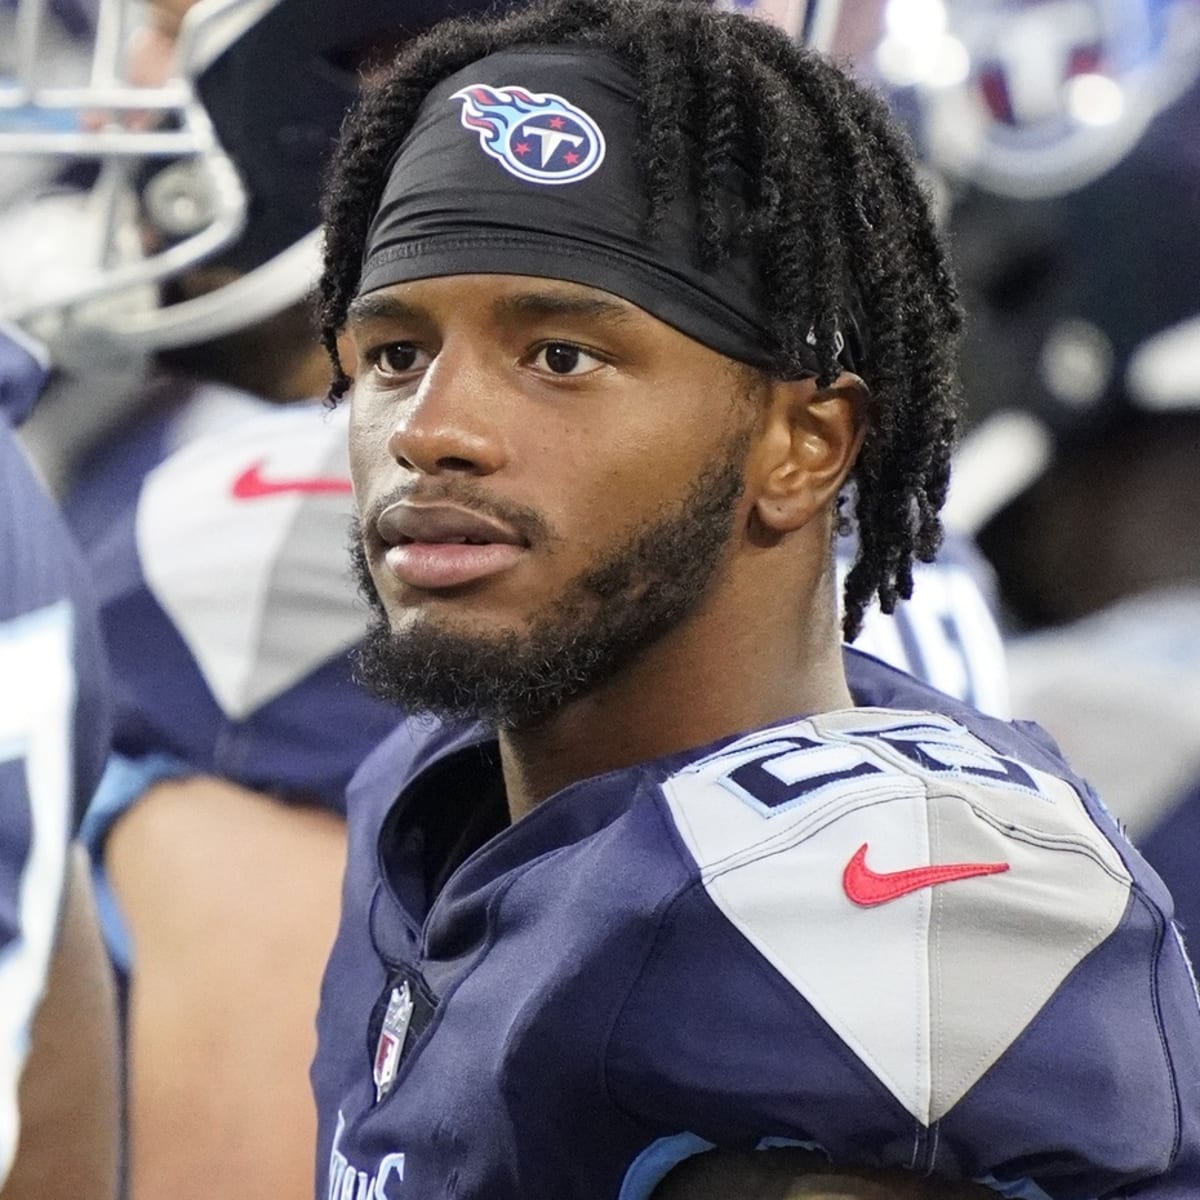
[348,274,861,818]
[3,847,120,1200]
[347,273,986,1198]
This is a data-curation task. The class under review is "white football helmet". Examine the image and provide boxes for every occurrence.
[0,0,503,354]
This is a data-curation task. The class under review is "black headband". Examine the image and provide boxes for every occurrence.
[358,46,859,376]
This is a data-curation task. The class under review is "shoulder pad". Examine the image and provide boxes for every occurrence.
[661,708,1132,1126]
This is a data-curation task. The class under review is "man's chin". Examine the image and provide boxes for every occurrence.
[380,603,534,646]
[352,615,579,728]
[348,441,748,726]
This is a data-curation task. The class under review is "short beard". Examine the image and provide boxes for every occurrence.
[350,446,749,729]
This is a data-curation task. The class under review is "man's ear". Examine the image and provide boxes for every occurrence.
[752,371,869,535]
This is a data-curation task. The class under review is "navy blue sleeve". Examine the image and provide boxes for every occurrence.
[605,708,1200,1199]
[0,401,112,1182]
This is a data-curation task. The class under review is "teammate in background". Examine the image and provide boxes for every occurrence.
[1,1,500,1198]
[80,399,407,1200]
[921,2,1200,936]
[844,532,1007,719]
[0,324,119,1199]
[4,0,497,533]
[310,0,1200,1196]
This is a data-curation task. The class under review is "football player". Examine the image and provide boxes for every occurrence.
[0,323,118,1199]
[309,0,1200,1196]
[80,351,1010,1200]
[3,4,1023,1200]
[1,3,1017,1198]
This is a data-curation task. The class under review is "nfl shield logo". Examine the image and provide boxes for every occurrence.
[373,981,415,1103]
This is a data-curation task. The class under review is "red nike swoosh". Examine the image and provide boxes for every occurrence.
[231,461,353,500]
[843,842,1009,907]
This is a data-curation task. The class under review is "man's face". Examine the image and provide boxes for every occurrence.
[346,273,762,726]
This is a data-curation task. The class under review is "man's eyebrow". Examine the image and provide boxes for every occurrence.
[346,293,424,327]
[345,287,640,328]
[493,291,639,325]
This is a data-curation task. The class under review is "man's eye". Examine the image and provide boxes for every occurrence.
[530,342,606,376]
[372,344,428,377]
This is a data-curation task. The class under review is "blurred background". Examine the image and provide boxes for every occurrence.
[1,0,1197,1196]
[807,0,1200,864]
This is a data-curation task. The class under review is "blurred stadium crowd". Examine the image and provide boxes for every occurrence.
[0,0,1197,1196]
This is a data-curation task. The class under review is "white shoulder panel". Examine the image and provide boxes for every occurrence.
[661,708,1132,1125]
[137,403,363,719]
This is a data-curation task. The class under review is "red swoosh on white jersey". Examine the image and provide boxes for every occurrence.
[232,461,353,499]
[843,843,1009,907]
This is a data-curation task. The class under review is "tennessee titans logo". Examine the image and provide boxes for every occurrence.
[451,84,606,185]
[914,0,1200,198]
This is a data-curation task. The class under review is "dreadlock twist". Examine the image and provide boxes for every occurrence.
[317,0,963,639]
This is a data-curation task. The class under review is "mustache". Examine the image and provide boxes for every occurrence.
[357,479,558,548]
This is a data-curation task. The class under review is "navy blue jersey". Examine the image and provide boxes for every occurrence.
[0,326,112,831]
[312,649,1200,1199]
[77,400,405,973]
[62,378,274,548]
[0,325,112,1182]
[85,401,403,813]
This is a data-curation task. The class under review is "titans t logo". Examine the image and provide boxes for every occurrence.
[451,83,606,185]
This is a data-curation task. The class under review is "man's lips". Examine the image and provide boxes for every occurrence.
[375,502,528,590]
[377,502,526,548]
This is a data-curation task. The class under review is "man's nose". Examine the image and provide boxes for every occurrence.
[386,348,508,477]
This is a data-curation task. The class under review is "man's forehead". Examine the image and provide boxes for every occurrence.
[349,46,788,374]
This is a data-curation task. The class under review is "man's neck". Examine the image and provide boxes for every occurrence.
[498,586,852,823]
